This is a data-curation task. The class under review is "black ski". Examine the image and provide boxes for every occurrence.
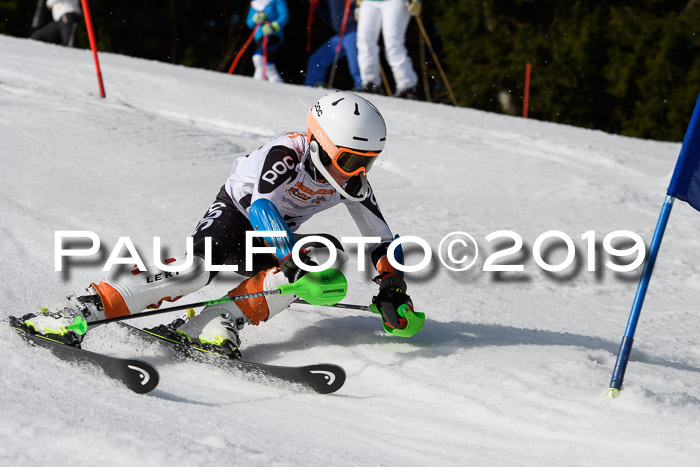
[9,318,159,394]
[120,323,345,394]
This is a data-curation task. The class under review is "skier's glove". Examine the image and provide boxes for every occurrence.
[279,250,318,283]
[252,12,267,24]
[261,21,281,35]
[372,273,413,329]
[406,0,422,17]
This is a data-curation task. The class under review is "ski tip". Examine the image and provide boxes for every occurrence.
[124,359,160,394]
[305,364,346,394]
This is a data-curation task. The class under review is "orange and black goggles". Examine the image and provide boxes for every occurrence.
[333,147,381,176]
[307,111,382,176]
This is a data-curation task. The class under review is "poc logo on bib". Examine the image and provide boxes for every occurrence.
[262,155,296,184]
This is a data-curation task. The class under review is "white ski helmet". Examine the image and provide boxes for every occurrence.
[307,92,387,201]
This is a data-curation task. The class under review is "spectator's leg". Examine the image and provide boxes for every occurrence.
[252,53,265,80]
[341,32,362,90]
[305,36,338,87]
[356,2,383,88]
[60,13,80,47]
[381,0,418,92]
[30,21,63,44]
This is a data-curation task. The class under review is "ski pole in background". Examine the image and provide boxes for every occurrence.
[414,16,456,106]
[523,62,531,118]
[227,24,260,74]
[80,0,105,98]
[327,0,353,88]
[419,29,431,102]
[71,269,348,333]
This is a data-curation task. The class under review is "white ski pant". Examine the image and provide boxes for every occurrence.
[356,0,418,91]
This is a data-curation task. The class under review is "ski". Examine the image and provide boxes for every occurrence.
[9,317,159,394]
[120,322,345,394]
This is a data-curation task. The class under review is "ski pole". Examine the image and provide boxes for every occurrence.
[294,299,426,338]
[327,0,353,88]
[88,290,286,327]
[228,24,260,74]
[419,29,432,102]
[297,299,370,312]
[414,16,457,106]
[71,269,348,333]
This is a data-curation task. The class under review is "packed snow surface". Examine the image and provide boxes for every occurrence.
[1,35,700,466]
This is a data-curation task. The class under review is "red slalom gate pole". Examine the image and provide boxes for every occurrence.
[523,62,531,118]
[262,33,268,80]
[80,0,105,98]
[306,0,319,54]
[228,25,260,75]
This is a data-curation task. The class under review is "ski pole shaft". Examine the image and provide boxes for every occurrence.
[296,300,371,312]
[228,24,260,74]
[419,30,432,102]
[87,289,282,327]
[295,300,425,337]
[327,48,341,89]
[327,0,352,88]
[84,269,348,328]
[414,16,457,106]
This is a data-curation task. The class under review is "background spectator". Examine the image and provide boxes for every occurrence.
[30,0,82,47]
[246,0,289,83]
[355,0,421,98]
[305,0,361,90]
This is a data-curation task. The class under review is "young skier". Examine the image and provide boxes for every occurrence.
[20,92,416,358]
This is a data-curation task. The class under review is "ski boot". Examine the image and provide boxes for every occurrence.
[143,265,300,359]
[16,307,85,346]
[67,290,107,321]
[146,307,245,359]
[394,86,419,100]
[12,291,106,346]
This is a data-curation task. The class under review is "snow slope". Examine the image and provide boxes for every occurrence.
[2,34,700,466]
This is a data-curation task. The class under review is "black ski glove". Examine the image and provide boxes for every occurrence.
[279,250,318,283]
[372,273,413,329]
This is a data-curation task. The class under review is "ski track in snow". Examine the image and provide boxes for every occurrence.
[1,35,700,466]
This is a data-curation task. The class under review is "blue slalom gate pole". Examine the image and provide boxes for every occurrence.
[608,91,700,397]
[608,195,675,397]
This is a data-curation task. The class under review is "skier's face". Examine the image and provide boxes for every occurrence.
[325,162,352,186]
